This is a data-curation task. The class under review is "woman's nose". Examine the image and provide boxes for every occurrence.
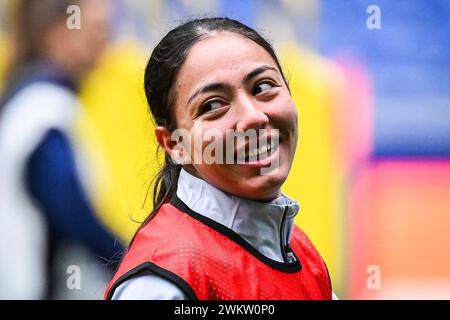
[235,99,269,132]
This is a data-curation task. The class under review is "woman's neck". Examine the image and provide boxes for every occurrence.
[175,168,300,263]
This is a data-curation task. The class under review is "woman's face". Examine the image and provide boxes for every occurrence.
[158,32,298,201]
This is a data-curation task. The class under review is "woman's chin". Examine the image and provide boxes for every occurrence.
[196,159,290,201]
[230,170,288,201]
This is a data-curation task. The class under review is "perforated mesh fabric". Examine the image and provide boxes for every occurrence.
[105,202,331,300]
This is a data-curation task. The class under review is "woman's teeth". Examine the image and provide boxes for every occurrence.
[246,140,275,160]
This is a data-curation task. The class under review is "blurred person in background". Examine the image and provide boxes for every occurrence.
[0,0,123,299]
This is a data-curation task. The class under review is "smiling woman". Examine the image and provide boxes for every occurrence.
[163,32,298,202]
[104,17,334,300]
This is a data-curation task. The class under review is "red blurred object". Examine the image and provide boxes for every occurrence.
[348,159,450,299]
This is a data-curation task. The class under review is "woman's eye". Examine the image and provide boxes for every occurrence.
[253,81,275,95]
[199,100,225,114]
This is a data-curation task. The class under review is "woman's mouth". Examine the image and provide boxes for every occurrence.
[235,137,280,167]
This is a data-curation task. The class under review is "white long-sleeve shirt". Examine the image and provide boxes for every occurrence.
[112,169,338,300]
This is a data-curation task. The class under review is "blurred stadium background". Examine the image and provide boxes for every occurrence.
[0,0,449,299]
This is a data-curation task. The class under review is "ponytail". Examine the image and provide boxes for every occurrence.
[146,152,181,225]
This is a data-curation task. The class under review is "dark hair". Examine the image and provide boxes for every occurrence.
[7,0,80,78]
[142,17,288,227]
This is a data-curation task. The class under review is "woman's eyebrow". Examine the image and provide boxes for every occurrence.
[186,65,278,106]
[243,65,278,83]
[187,82,229,106]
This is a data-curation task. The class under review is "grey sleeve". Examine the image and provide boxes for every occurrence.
[111,273,188,300]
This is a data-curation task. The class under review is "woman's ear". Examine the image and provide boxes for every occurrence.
[155,126,175,153]
[155,126,187,164]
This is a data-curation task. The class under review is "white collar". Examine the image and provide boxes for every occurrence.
[176,169,300,262]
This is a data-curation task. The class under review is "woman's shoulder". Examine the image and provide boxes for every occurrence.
[119,203,190,266]
[111,273,187,300]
